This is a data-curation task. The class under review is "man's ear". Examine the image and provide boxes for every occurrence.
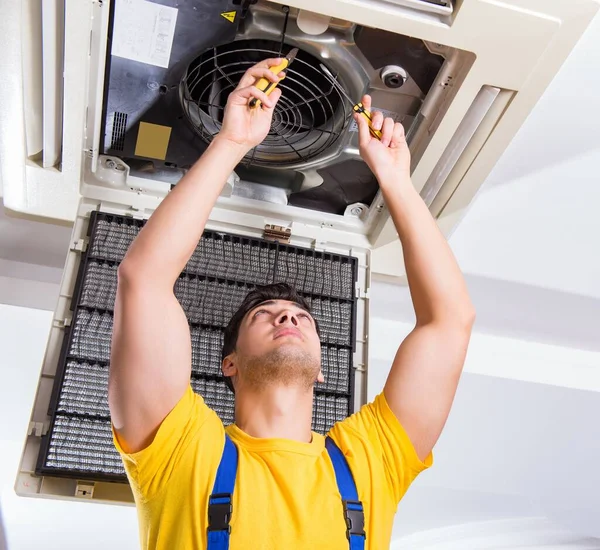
[222,354,237,379]
[317,370,325,384]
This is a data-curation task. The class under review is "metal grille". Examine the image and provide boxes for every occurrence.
[38,211,358,481]
[180,40,350,168]
[109,112,127,151]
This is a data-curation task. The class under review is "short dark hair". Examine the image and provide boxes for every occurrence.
[221,282,320,393]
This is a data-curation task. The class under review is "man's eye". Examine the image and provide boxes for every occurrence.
[298,313,311,321]
[253,309,269,317]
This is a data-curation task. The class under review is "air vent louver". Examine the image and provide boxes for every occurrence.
[109,112,128,151]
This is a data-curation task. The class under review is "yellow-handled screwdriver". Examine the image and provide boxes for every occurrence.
[319,64,382,141]
[249,48,299,109]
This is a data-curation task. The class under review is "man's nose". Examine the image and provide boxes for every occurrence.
[277,311,299,326]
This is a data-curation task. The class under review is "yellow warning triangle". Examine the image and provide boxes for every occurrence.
[220,11,236,23]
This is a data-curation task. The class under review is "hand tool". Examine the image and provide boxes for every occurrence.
[319,64,382,141]
[249,47,298,109]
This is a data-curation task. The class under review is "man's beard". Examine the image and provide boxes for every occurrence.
[240,344,319,392]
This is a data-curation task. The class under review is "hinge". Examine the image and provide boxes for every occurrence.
[355,283,370,299]
[263,224,291,244]
[55,313,72,328]
[72,238,88,253]
[353,362,366,373]
[28,421,50,437]
[75,481,96,499]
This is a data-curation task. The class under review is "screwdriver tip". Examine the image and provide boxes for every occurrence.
[319,63,334,79]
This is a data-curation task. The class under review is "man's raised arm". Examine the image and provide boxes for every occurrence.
[356,96,475,461]
[108,60,284,453]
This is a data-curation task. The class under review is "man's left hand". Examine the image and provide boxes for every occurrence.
[218,59,285,150]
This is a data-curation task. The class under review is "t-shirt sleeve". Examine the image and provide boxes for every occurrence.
[329,392,433,505]
[112,385,222,502]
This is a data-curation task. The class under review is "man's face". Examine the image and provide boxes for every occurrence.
[223,299,323,391]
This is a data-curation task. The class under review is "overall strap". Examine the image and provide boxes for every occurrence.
[207,434,238,550]
[326,437,366,550]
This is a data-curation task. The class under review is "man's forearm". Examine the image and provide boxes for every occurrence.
[120,137,247,287]
[381,178,474,326]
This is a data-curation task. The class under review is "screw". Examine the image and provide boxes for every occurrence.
[105,159,116,169]
[350,206,363,216]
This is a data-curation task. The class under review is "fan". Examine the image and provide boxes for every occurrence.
[180,39,351,168]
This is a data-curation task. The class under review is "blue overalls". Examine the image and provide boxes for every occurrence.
[207,434,366,549]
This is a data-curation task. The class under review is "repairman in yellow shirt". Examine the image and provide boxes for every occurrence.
[109,58,474,549]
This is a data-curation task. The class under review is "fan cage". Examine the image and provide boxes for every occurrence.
[180,40,351,168]
[37,211,358,482]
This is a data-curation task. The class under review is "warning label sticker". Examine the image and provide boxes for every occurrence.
[220,11,236,23]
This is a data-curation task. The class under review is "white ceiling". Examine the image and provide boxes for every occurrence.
[449,148,600,300]
[0,206,70,269]
[480,9,600,191]
[391,372,600,542]
[448,9,600,300]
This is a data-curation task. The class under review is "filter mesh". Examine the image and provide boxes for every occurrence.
[312,394,350,435]
[69,309,113,363]
[39,212,357,481]
[45,415,124,476]
[185,237,277,285]
[90,218,141,261]
[190,327,224,377]
[174,277,251,327]
[273,249,354,299]
[57,361,110,417]
[320,347,351,394]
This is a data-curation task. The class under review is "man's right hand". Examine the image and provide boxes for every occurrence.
[218,59,285,150]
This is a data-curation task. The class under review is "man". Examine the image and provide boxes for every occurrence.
[109,58,475,549]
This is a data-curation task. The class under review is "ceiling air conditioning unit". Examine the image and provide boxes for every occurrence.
[4,0,598,504]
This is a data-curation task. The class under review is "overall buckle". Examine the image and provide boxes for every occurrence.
[208,493,232,533]
[343,500,366,540]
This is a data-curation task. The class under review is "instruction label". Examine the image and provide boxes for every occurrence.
[220,11,236,23]
[112,0,178,69]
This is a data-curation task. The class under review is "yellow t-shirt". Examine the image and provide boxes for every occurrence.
[113,387,432,549]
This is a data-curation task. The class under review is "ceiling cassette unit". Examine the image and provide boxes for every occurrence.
[3,0,598,504]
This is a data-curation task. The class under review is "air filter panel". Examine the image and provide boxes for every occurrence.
[37,211,358,482]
